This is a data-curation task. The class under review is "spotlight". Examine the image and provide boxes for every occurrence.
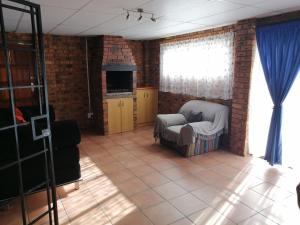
[124,8,156,23]
[138,13,142,21]
[151,14,156,22]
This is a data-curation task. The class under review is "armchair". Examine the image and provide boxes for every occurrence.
[154,100,229,157]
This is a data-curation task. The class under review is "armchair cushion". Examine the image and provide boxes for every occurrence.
[187,111,202,123]
[157,114,187,126]
[154,114,187,140]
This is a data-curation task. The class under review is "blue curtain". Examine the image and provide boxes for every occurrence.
[256,20,300,165]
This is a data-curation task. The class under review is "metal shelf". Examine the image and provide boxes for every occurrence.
[0,0,59,224]
[0,84,43,91]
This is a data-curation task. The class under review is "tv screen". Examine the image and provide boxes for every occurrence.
[106,71,133,93]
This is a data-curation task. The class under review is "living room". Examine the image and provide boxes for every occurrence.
[0,0,300,224]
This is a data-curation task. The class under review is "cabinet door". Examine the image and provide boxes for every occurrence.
[107,99,122,134]
[146,89,158,122]
[121,98,134,132]
[137,90,146,124]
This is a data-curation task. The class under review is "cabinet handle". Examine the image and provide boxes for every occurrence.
[144,92,146,98]
[119,101,121,107]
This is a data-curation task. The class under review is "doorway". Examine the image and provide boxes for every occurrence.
[248,46,300,169]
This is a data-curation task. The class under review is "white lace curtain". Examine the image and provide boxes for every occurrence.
[160,32,234,100]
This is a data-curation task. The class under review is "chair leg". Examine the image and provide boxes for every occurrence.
[75,181,80,190]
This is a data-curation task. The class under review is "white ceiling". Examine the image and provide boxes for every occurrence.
[2,0,300,40]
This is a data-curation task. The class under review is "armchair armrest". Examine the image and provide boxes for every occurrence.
[51,120,81,148]
[154,114,187,139]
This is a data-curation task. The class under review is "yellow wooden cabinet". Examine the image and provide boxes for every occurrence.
[137,88,158,124]
[107,98,133,134]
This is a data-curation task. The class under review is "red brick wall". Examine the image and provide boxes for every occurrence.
[158,92,232,114]
[127,40,144,87]
[87,36,139,134]
[230,19,256,156]
[44,35,89,129]
[5,33,90,129]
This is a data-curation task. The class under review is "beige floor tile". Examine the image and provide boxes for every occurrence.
[170,218,194,225]
[140,172,170,188]
[120,158,145,169]
[111,151,134,161]
[68,205,111,225]
[177,164,206,174]
[238,214,277,225]
[154,182,187,200]
[108,169,135,184]
[191,185,229,204]
[94,155,117,166]
[4,128,299,225]
[161,167,190,180]
[111,209,152,225]
[231,189,274,212]
[150,160,176,171]
[259,202,300,225]
[129,164,156,177]
[0,200,23,225]
[130,189,164,209]
[100,193,137,221]
[128,148,151,157]
[229,173,264,189]
[214,200,257,224]
[250,182,292,201]
[117,177,149,197]
[100,162,126,174]
[193,170,228,184]
[169,193,208,216]
[191,157,222,168]
[210,164,243,178]
[174,175,207,191]
[188,207,235,225]
[142,202,184,225]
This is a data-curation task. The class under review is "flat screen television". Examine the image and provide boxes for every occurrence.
[106,71,133,93]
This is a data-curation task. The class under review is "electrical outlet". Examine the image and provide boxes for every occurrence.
[87,112,93,118]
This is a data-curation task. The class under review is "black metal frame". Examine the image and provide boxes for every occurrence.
[0,0,58,224]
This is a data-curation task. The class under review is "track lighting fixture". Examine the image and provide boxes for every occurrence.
[151,14,156,22]
[138,12,143,21]
[124,8,157,22]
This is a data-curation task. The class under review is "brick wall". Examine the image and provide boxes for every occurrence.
[88,35,139,134]
[127,40,144,87]
[230,19,256,156]
[5,33,90,129]
[44,35,89,129]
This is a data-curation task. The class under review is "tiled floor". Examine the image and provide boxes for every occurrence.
[1,126,300,225]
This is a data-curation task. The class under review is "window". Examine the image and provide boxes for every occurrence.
[160,32,234,100]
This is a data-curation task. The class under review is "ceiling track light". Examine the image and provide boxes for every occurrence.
[138,12,143,21]
[123,8,157,22]
[151,14,156,22]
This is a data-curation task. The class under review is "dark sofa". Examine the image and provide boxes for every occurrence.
[0,105,81,202]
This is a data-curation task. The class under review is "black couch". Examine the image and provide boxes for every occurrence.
[0,105,81,201]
